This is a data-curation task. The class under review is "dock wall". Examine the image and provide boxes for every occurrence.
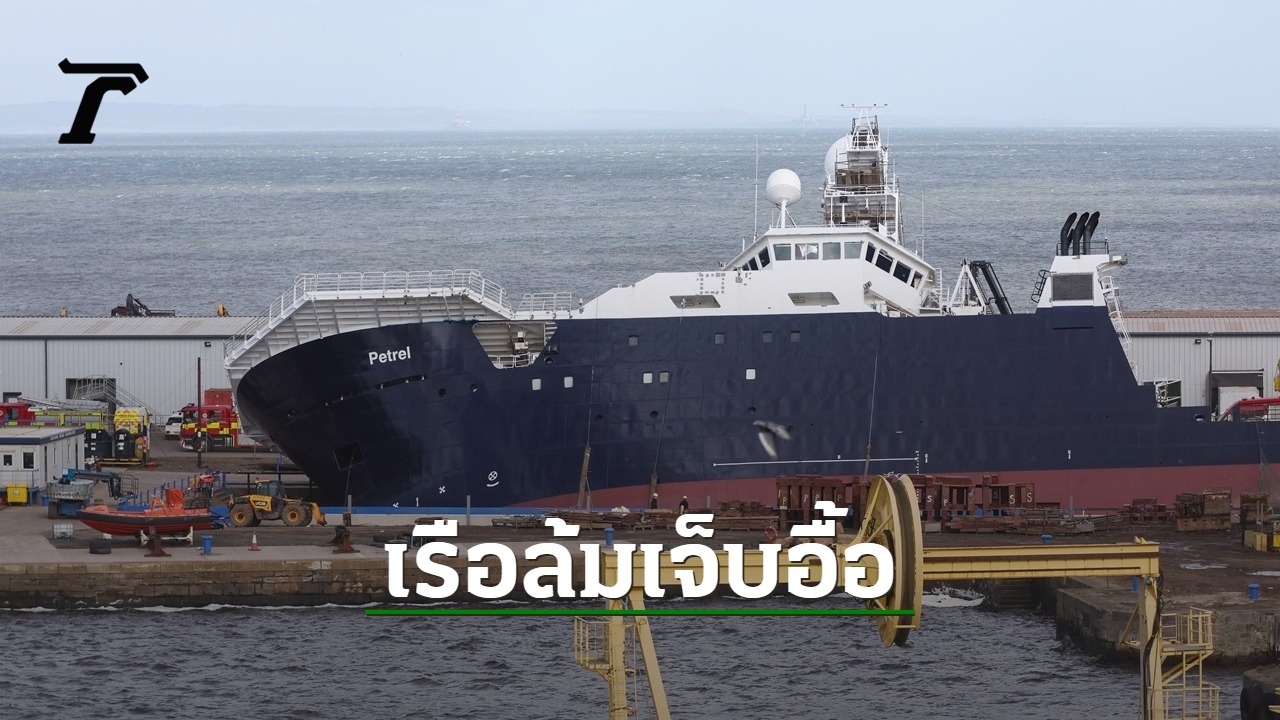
[3,556,1277,664]
[0,554,594,609]
[1041,578,1280,665]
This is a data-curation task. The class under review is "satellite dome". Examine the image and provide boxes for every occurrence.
[823,136,853,182]
[765,169,802,207]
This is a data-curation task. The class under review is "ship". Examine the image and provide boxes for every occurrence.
[226,107,1278,510]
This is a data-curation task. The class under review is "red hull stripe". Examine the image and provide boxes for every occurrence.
[512,463,1267,511]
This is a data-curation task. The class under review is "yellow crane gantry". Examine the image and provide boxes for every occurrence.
[578,475,1215,720]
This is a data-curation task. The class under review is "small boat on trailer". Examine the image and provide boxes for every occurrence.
[75,485,218,537]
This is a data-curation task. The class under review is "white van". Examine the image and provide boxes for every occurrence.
[164,413,183,438]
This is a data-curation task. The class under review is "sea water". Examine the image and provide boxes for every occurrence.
[1,128,1277,318]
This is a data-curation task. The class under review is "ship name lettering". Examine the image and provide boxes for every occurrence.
[368,346,412,365]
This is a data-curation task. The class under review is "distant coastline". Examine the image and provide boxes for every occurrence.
[4,102,1277,134]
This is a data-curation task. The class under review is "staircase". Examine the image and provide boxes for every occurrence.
[1098,274,1136,373]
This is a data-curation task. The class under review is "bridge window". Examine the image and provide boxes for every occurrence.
[758,248,771,268]
[774,244,792,261]
[875,250,894,273]
[746,258,759,271]
[911,271,923,288]
[893,262,912,283]
[845,241,861,259]
[795,243,819,260]
[823,242,841,260]
[865,244,876,262]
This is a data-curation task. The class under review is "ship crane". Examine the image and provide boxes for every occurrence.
[946,259,1012,315]
[576,475,1211,720]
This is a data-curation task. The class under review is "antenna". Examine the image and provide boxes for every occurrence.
[752,134,760,244]
[840,102,888,126]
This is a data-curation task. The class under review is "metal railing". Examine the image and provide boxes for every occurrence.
[127,470,227,509]
[517,292,575,314]
[225,269,515,363]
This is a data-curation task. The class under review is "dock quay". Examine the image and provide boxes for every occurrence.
[1,497,1277,664]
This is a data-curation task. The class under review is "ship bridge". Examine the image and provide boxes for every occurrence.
[224,270,571,442]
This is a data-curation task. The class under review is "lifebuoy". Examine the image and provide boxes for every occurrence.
[763,525,778,543]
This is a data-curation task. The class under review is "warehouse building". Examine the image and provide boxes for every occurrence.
[1127,311,1280,414]
[0,316,250,420]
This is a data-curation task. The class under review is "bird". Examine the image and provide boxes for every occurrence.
[753,420,792,460]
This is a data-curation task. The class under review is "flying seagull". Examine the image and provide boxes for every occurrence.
[753,420,792,460]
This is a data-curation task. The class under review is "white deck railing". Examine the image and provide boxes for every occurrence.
[224,269,514,364]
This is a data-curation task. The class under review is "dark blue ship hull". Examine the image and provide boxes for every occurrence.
[235,306,1277,509]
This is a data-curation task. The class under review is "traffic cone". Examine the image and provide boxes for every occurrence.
[249,533,260,551]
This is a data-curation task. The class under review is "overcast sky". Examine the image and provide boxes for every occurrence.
[3,0,1278,127]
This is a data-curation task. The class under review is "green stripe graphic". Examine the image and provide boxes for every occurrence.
[367,608,914,617]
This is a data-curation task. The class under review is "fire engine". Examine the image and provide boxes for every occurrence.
[0,398,108,428]
[179,389,241,451]
[1218,397,1280,423]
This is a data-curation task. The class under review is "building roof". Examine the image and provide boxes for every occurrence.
[0,426,86,444]
[0,316,257,338]
[1125,311,1280,335]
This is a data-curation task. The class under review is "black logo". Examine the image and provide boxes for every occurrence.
[58,59,149,144]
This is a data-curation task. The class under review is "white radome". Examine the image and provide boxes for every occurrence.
[764,168,802,207]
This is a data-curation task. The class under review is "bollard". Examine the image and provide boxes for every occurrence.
[1041,534,1053,545]
[1132,576,1140,594]
[201,535,213,556]
[1248,583,1260,602]
[604,527,615,549]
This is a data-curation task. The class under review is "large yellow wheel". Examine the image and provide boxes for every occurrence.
[228,503,254,528]
[281,503,306,527]
[852,475,923,647]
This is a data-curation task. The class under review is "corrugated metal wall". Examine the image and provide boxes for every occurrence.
[0,340,46,398]
[0,338,233,417]
[1130,334,1280,408]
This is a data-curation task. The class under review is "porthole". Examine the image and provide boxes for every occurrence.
[470,383,478,393]
[649,410,659,419]
[438,388,447,397]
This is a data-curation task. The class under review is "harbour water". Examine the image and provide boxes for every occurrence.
[1,126,1274,717]
[0,599,1247,720]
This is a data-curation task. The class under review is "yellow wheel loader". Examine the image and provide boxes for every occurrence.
[226,479,326,528]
